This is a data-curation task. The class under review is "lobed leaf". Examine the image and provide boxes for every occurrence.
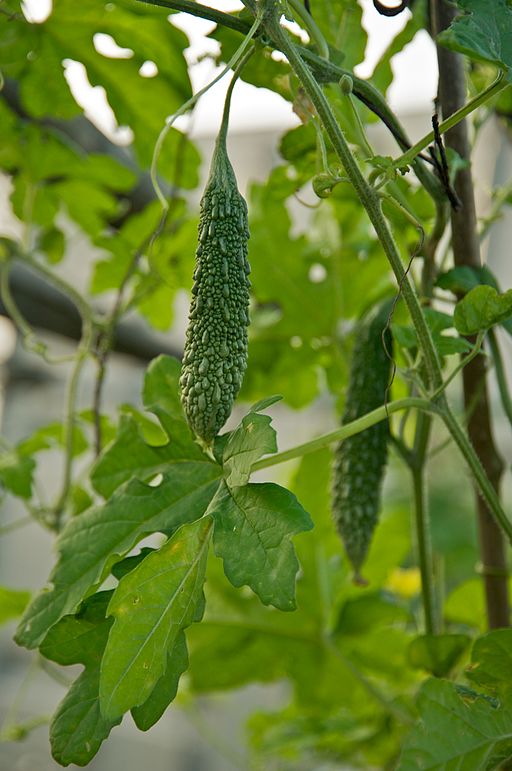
[15,466,221,649]
[99,517,212,719]
[208,481,313,611]
[222,412,277,488]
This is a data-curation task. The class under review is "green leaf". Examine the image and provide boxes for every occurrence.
[142,355,198,445]
[39,592,122,767]
[250,395,283,412]
[0,586,31,626]
[99,516,212,719]
[38,225,65,264]
[0,451,35,499]
[15,467,221,649]
[91,356,205,498]
[467,629,512,693]
[444,578,486,630]
[51,668,122,767]
[131,630,188,731]
[371,4,426,95]
[222,412,277,487]
[437,265,484,294]
[16,0,194,169]
[335,593,409,636]
[398,678,512,770]
[18,421,88,458]
[438,0,512,78]
[454,285,512,335]
[408,634,470,678]
[208,481,313,611]
[91,414,200,498]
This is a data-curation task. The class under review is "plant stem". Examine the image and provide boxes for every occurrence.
[263,8,444,392]
[252,397,435,471]
[393,71,507,170]
[138,0,251,33]
[432,0,509,629]
[137,0,443,201]
[263,4,512,551]
[411,412,439,635]
[52,338,91,529]
[150,11,262,208]
[287,0,329,60]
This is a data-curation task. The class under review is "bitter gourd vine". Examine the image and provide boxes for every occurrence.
[331,301,393,581]
[180,71,251,443]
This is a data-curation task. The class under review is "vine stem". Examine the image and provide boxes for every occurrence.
[262,6,443,389]
[262,3,512,545]
[252,397,434,471]
[136,0,444,201]
[150,11,262,208]
[411,412,438,635]
[52,334,92,529]
[138,0,251,33]
[287,0,329,60]
[393,71,507,170]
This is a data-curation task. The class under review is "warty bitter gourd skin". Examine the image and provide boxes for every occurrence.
[180,118,250,443]
[331,301,393,581]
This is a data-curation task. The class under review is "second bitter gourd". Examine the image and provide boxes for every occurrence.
[331,301,393,581]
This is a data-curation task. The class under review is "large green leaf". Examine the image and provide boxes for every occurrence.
[99,516,212,719]
[438,0,512,79]
[398,679,512,770]
[131,631,189,731]
[15,466,221,649]
[208,481,313,611]
[467,629,512,693]
[5,0,194,169]
[40,592,121,767]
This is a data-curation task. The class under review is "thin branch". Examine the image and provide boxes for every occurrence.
[251,397,435,471]
[138,0,251,33]
[393,71,507,170]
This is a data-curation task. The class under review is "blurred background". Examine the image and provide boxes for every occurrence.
[1,0,512,768]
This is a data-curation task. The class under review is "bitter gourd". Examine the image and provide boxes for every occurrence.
[180,80,250,443]
[331,301,393,581]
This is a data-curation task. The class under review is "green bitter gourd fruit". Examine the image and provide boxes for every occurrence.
[331,301,393,582]
[180,78,250,443]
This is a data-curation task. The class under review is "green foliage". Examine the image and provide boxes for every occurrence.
[399,680,512,770]
[2,0,512,768]
[407,634,471,678]
[209,481,313,611]
[438,0,512,80]
[454,285,512,335]
[38,593,120,766]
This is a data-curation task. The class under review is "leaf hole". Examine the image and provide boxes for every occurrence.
[139,60,158,78]
[308,263,327,283]
[93,33,134,60]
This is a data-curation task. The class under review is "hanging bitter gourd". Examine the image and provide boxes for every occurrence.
[180,75,250,443]
[331,301,393,581]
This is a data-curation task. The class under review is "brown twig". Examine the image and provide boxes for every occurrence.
[431,0,509,629]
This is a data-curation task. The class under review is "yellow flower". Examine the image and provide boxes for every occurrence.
[386,567,421,598]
